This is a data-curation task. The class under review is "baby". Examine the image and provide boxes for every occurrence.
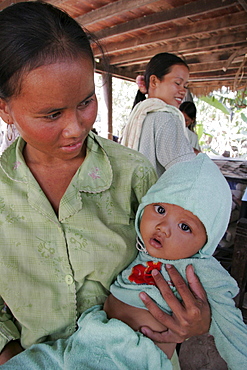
[105,153,247,369]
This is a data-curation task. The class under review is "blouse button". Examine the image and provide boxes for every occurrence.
[65,274,74,285]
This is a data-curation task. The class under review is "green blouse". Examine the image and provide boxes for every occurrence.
[0,132,157,351]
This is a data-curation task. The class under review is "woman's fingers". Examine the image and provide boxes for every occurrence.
[139,265,211,343]
[185,264,208,301]
[165,264,211,337]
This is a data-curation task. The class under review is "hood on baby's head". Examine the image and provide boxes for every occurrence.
[135,153,232,258]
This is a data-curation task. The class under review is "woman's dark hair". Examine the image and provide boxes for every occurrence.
[179,101,197,131]
[132,52,189,108]
[0,1,95,98]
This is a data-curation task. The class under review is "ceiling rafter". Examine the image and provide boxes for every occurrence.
[107,34,246,67]
[93,12,247,57]
[92,0,238,40]
[76,0,158,27]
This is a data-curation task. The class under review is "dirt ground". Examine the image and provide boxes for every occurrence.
[178,333,227,370]
[178,295,247,369]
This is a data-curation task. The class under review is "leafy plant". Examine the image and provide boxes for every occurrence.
[196,89,247,158]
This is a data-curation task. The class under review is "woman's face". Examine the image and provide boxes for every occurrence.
[182,112,194,127]
[0,58,97,162]
[149,64,189,108]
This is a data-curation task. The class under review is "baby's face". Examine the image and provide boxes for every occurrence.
[140,203,207,260]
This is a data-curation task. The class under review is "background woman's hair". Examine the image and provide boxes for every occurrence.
[0,1,97,98]
[132,52,189,108]
[179,101,197,131]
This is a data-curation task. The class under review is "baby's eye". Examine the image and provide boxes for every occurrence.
[154,205,165,215]
[179,223,191,232]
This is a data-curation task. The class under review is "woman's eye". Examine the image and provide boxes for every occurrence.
[45,111,61,120]
[154,205,165,215]
[179,223,191,232]
[79,97,94,109]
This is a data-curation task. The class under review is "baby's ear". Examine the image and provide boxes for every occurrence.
[0,98,12,124]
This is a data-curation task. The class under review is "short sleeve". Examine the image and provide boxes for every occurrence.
[155,112,195,170]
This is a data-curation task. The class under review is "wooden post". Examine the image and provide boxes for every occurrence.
[231,218,247,309]
[102,72,113,140]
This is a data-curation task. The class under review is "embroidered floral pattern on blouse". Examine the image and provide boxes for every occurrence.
[13,161,21,170]
[129,261,162,285]
[88,167,100,179]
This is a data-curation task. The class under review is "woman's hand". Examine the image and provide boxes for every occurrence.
[0,341,23,365]
[139,264,211,343]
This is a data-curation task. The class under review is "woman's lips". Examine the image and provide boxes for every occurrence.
[175,97,183,105]
[61,141,82,152]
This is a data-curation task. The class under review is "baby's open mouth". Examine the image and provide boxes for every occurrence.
[150,237,162,249]
[153,238,161,245]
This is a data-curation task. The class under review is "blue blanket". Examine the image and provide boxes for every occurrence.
[1,305,173,369]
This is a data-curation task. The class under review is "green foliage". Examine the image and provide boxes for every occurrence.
[200,96,230,115]
[195,123,204,140]
[196,89,247,158]
[241,112,247,123]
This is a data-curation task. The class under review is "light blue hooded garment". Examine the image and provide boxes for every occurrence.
[111,153,247,369]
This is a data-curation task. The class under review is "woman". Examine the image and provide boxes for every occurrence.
[0,2,210,366]
[122,53,195,177]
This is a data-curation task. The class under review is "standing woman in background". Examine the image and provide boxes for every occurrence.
[179,101,201,154]
[121,53,195,177]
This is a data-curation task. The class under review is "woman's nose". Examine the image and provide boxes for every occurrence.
[62,114,82,138]
[180,86,187,95]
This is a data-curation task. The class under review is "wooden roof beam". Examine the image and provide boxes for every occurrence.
[93,0,238,40]
[237,0,247,11]
[75,0,158,27]
[107,41,247,67]
[93,12,247,56]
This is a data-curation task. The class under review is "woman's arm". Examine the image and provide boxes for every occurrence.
[0,341,23,365]
[140,264,211,343]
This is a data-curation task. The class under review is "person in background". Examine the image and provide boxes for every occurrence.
[179,101,201,153]
[91,127,98,135]
[0,1,211,366]
[0,118,19,154]
[121,52,195,177]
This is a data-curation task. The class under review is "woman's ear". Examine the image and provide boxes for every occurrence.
[0,98,12,124]
[149,75,159,89]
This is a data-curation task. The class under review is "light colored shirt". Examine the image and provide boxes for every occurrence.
[138,111,195,177]
[0,132,157,351]
[186,127,200,151]
[0,118,19,155]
